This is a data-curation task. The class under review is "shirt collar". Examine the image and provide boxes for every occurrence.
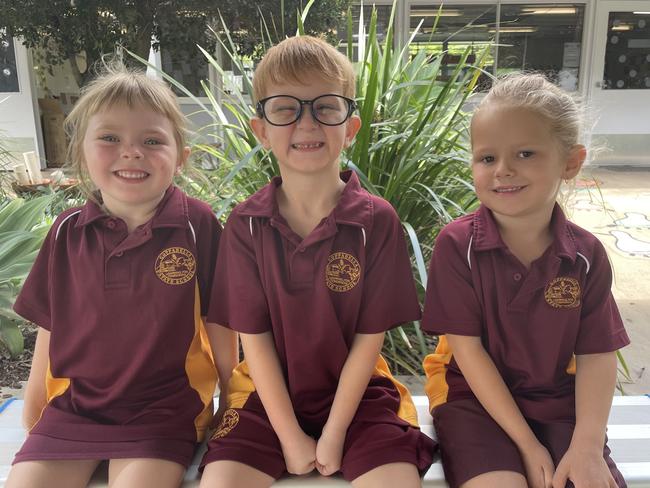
[75,185,189,229]
[472,203,577,261]
[237,169,372,228]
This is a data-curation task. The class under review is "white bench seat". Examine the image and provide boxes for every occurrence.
[1,396,649,487]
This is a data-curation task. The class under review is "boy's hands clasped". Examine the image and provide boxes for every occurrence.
[280,424,346,477]
[281,430,317,475]
[315,423,346,476]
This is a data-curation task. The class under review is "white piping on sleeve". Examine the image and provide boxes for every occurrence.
[466,235,473,269]
[361,227,366,247]
[576,252,590,274]
[249,217,253,237]
[55,210,82,241]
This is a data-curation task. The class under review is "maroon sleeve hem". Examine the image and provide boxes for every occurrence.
[574,328,631,355]
[420,320,482,337]
[355,310,421,334]
[13,297,51,330]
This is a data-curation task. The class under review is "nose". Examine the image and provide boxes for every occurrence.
[121,143,143,159]
[494,157,514,177]
[295,104,319,129]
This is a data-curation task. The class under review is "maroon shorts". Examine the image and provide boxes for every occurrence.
[13,433,197,468]
[201,393,435,481]
[433,398,626,488]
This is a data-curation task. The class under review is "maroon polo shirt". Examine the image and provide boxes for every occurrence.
[14,186,221,442]
[422,204,630,421]
[208,170,421,418]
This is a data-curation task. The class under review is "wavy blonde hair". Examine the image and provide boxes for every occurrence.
[64,63,187,200]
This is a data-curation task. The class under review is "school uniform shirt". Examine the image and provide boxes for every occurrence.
[422,203,630,422]
[14,186,220,444]
[208,170,421,421]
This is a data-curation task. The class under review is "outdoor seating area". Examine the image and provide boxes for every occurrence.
[1,395,650,487]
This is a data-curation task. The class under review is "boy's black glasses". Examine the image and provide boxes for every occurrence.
[256,94,356,126]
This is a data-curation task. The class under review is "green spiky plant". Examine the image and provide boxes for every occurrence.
[0,196,53,357]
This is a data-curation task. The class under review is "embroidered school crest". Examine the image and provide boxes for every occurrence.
[155,247,196,285]
[544,277,581,309]
[326,252,361,292]
[211,409,239,439]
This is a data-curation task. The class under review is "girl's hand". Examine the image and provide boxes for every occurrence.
[315,424,346,476]
[519,440,555,488]
[552,446,617,488]
[281,430,317,475]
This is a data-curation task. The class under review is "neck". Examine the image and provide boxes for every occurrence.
[277,167,345,218]
[100,196,165,233]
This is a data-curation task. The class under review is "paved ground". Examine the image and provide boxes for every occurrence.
[568,166,650,395]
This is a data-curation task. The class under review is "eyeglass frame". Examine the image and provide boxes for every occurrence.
[255,94,357,127]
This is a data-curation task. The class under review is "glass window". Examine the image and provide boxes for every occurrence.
[603,11,650,89]
[337,4,393,59]
[0,29,19,93]
[161,48,210,97]
[497,4,585,91]
[409,4,497,87]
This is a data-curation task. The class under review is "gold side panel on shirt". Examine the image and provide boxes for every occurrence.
[185,281,218,441]
[545,277,581,309]
[373,355,419,427]
[30,363,71,432]
[423,335,452,412]
[226,361,256,409]
[325,252,361,292]
[155,247,196,285]
[566,354,577,375]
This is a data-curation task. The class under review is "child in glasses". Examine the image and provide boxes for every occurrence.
[199,36,434,488]
[422,73,629,488]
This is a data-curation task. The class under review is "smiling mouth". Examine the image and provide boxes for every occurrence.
[114,170,149,180]
[494,186,526,193]
[291,142,324,150]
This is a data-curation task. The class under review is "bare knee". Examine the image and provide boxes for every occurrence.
[199,460,274,488]
[108,458,185,488]
[460,470,527,488]
[352,462,421,488]
[5,459,100,488]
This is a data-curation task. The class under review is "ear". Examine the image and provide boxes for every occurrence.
[562,144,586,180]
[250,117,272,149]
[344,115,362,148]
[177,146,191,173]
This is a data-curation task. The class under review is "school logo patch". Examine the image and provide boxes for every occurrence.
[211,409,239,439]
[544,277,581,309]
[155,247,196,285]
[326,252,361,292]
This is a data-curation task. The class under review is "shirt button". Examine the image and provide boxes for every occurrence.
[106,220,116,229]
[513,272,522,281]
[115,251,124,257]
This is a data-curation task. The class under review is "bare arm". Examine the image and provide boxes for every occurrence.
[22,328,49,430]
[205,321,239,418]
[240,331,316,475]
[316,332,385,475]
[446,333,555,488]
[552,352,618,488]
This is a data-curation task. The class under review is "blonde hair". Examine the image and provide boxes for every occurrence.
[64,64,187,200]
[475,72,583,153]
[252,36,356,103]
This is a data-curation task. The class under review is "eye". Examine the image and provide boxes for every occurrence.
[518,150,534,158]
[477,155,495,164]
[144,138,162,145]
[99,135,118,142]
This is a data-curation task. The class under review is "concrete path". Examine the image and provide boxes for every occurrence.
[568,166,650,395]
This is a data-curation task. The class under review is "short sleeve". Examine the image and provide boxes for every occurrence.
[421,223,483,336]
[356,199,421,333]
[189,200,222,316]
[207,209,271,333]
[13,221,57,330]
[575,240,630,354]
